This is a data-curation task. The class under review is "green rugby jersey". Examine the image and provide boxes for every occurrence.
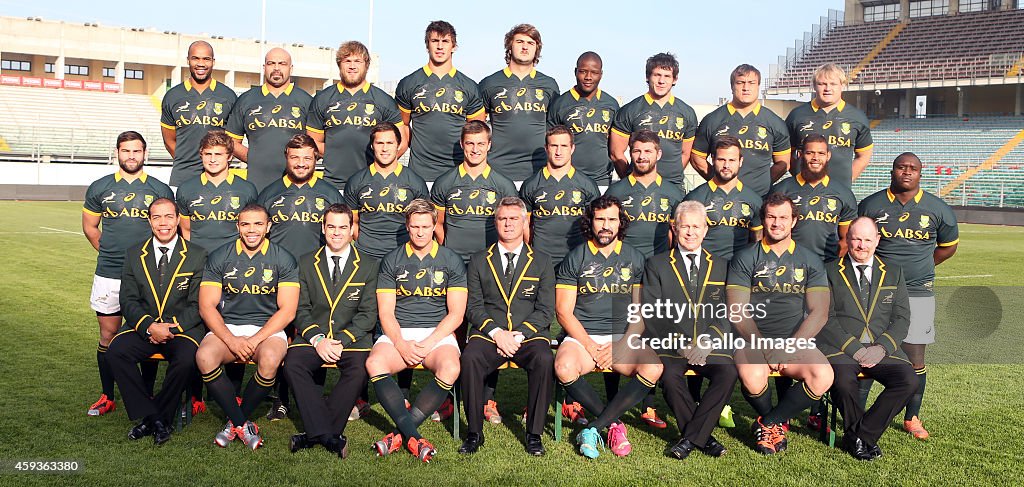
[604,174,686,258]
[225,83,312,192]
[201,238,299,325]
[519,166,601,266]
[430,164,518,262]
[547,88,619,185]
[395,66,485,181]
[257,175,344,259]
[769,174,857,262]
[785,99,873,189]
[478,67,560,180]
[610,93,697,184]
[727,240,829,338]
[858,188,959,297]
[377,241,467,329]
[556,240,646,336]
[683,180,763,262]
[306,82,403,188]
[691,103,791,197]
[175,172,258,253]
[160,79,238,186]
[344,164,430,259]
[83,172,174,278]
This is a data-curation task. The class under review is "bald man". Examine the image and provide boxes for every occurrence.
[818,216,916,460]
[226,48,313,192]
[161,41,238,188]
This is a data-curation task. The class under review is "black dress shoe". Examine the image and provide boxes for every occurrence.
[128,421,154,440]
[152,420,172,446]
[458,432,485,454]
[669,438,698,460]
[290,433,316,453]
[699,435,727,457]
[868,442,883,459]
[843,435,876,461]
[323,435,349,459]
[525,433,545,456]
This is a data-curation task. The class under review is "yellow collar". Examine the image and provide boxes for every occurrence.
[726,101,761,116]
[458,163,491,179]
[760,239,796,255]
[283,173,319,188]
[261,82,295,96]
[335,81,371,94]
[542,166,575,179]
[200,172,235,185]
[570,87,601,101]
[627,173,662,187]
[886,188,924,203]
[369,163,403,178]
[114,171,148,183]
[503,66,537,79]
[644,92,675,105]
[184,78,217,92]
[708,179,741,192]
[811,98,845,112]
[587,239,623,255]
[423,65,457,78]
[795,173,828,187]
[405,240,439,258]
[235,238,270,255]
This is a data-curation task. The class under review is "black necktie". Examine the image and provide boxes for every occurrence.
[857,264,871,305]
[687,254,699,289]
[157,246,170,282]
[504,252,516,288]
[331,256,342,286]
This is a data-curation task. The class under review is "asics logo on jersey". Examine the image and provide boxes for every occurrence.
[494,88,508,99]
[799,120,814,131]
[714,126,730,137]
[101,192,116,204]
[175,101,190,112]
[248,106,263,116]
[326,101,342,113]
[412,87,428,99]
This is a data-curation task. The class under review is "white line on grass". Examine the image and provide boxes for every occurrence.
[38,226,81,235]
[936,274,994,280]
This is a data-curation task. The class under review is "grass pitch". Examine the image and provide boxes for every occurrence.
[0,201,1020,486]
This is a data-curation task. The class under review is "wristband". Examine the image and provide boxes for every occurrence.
[311,334,326,347]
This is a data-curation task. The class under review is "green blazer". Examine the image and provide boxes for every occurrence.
[116,237,207,346]
[466,243,554,344]
[293,246,379,351]
[819,255,910,361]
[642,247,731,357]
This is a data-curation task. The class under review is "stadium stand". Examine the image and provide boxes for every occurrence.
[770,8,1024,89]
[853,116,1024,207]
[0,84,170,163]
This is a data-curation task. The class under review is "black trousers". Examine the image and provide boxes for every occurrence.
[283,347,368,440]
[461,338,553,436]
[829,354,916,445]
[660,354,738,447]
[108,333,198,424]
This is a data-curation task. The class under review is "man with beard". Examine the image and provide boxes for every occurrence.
[83,131,174,416]
[478,24,560,182]
[554,195,662,458]
[610,53,697,187]
[161,41,238,188]
[396,21,486,183]
[257,134,344,419]
[769,134,857,263]
[684,136,763,262]
[690,64,790,197]
[196,204,300,450]
[307,41,404,190]
[857,153,959,441]
[547,52,619,187]
[107,197,207,446]
[727,193,833,455]
[226,48,312,192]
